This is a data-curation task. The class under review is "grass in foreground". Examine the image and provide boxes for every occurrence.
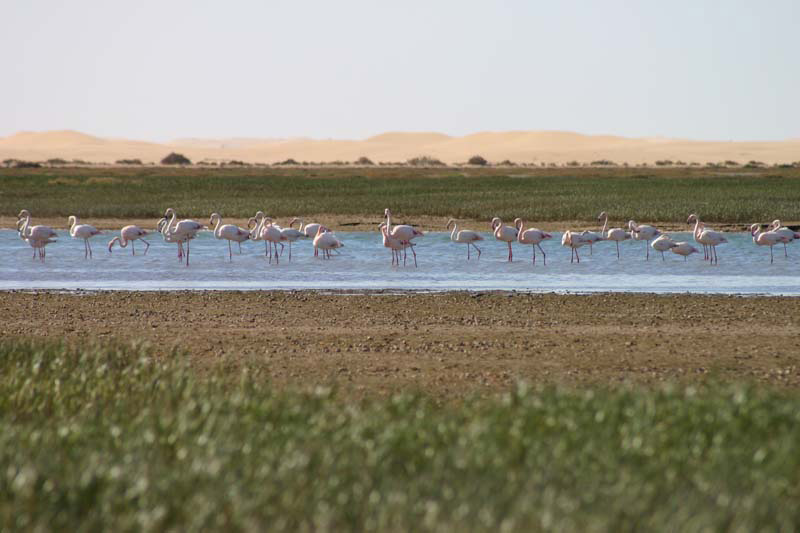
[1,340,799,531]
[2,166,800,223]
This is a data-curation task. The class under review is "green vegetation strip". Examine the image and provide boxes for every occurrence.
[1,340,799,531]
[2,167,799,222]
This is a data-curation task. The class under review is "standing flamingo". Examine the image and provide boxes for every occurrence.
[293,218,323,239]
[209,213,250,261]
[650,234,677,261]
[628,220,661,260]
[259,217,285,264]
[687,214,727,265]
[67,216,102,259]
[491,217,517,261]
[380,222,415,266]
[561,230,589,263]
[579,215,605,255]
[515,218,551,265]
[17,210,57,261]
[384,209,423,265]
[446,219,483,260]
[597,212,631,259]
[768,220,800,257]
[670,242,700,261]
[750,223,788,264]
[279,218,309,261]
[313,226,344,259]
[161,208,204,266]
[108,225,150,255]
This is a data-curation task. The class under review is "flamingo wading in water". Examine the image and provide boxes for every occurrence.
[491,217,517,261]
[597,212,630,259]
[768,220,800,258]
[384,209,423,265]
[17,210,57,262]
[561,230,589,263]
[750,223,788,264]
[108,225,150,255]
[67,215,102,259]
[687,214,727,265]
[161,208,204,266]
[515,218,551,265]
[628,220,661,260]
[209,213,250,261]
[446,219,483,260]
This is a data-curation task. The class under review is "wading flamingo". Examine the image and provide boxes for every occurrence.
[293,218,323,239]
[628,220,661,260]
[279,218,309,261]
[515,218,551,265]
[161,208,204,266]
[384,209,423,265]
[491,217,517,261]
[380,222,415,266]
[108,225,150,255]
[209,213,250,261]
[17,210,57,261]
[687,214,727,265]
[670,242,700,261]
[17,219,56,261]
[313,226,344,259]
[768,220,800,257]
[157,217,191,261]
[750,223,788,264]
[597,212,631,259]
[67,215,102,259]
[561,230,589,263]
[650,234,677,261]
[259,217,285,264]
[446,219,483,260]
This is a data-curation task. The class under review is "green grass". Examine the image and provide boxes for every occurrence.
[2,340,799,531]
[2,166,799,223]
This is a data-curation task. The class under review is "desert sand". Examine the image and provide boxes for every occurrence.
[1,129,799,165]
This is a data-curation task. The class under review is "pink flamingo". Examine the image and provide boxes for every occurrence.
[768,220,800,257]
[628,220,661,260]
[670,242,700,261]
[687,214,726,265]
[209,213,250,261]
[313,226,344,259]
[17,210,57,262]
[108,225,150,255]
[384,209,423,265]
[561,230,589,263]
[751,223,789,264]
[515,218,551,264]
[380,222,415,266]
[161,208,204,266]
[68,216,102,259]
[491,217,517,261]
[259,217,285,264]
[446,218,483,260]
[597,212,631,259]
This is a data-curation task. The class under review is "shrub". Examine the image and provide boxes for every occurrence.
[46,158,67,165]
[497,159,516,166]
[223,160,248,167]
[655,160,673,166]
[407,156,445,167]
[275,158,299,166]
[2,158,18,168]
[724,160,740,167]
[468,155,488,166]
[13,160,42,168]
[115,159,143,165]
[591,160,617,166]
[356,156,374,165]
[160,152,191,165]
[565,161,581,167]
[744,160,765,168]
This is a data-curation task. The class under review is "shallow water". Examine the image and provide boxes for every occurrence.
[1,230,798,294]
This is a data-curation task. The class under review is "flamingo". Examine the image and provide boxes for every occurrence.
[750,224,788,264]
[446,218,483,260]
[293,218,323,239]
[259,217,285,264]
[384,209,423,265]
[670,242,700,261]
[17,210,57,261]
[108,225,150,255]
[650,234,677,261]
[161,208,204,266]
[561,230,589,263]
[158,217,192,261]
[628,220,661,260]
[687,214,727,265]
[769,220,800,257]
[313,226,344,259]
[579,214,607,255]
[491,217,517,261]
[380,222,415,266]
[67,216,102,259]
[515,218,551,265]
[597,212,631,259]
[279,218,309,261]
[209,213,250,261]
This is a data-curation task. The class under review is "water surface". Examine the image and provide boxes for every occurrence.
[1,230,797,294]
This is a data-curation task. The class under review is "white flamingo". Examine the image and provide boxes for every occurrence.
[597,212,631,259]
[294,218,323,239]
[209,213,250,261]
[515,218,551,265]
[579,214,605,255]
[279,218,309,261]
[161,208,204,266]
[561,230,589,263]
[628,220,661,260]
[491,217,517,261]
[108,225,150,255]
[259,217,285,264]
[384,209,423,265]
[446,218,483,260]
[67,215,102,259]
[650,234,677,260]
[750,223,788,264]
[670,242,700,261]
[769,220,800,258]
[313,226,344,259]
[379,222,415,266]
[687,214,727,265]
[17,210,57,261]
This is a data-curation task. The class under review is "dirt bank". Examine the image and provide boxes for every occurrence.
[2,291,798,397]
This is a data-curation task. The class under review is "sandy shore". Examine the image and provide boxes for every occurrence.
[3,291,798,396]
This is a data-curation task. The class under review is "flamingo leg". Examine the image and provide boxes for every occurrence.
[589,242,593,256]
[411,244,417,267]
[770,245,774,264]
[576,247,581,263]
[474,243,481,259]
[288,242,292,262]
[238,241,242,254]
[467,243,470,260]
[142,239,150,255]
[616,241,620,259]
[784,242,788,258]
[538,244,546,265]
[228,240,233,261]
[645,241,650,261]
[186,240,190,266]
[132,240,136,256]
[661,251,665,261]
[507,241,512,262]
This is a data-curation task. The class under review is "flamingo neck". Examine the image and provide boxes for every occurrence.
[68,216,77,235]
[601,215,608,237]
[212,216,223,238]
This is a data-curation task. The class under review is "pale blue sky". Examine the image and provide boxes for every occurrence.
[1,0,797,141]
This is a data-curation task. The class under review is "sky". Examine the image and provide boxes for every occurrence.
[1,0,798,141]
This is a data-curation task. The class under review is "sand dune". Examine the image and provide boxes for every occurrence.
[1,129,798,165]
